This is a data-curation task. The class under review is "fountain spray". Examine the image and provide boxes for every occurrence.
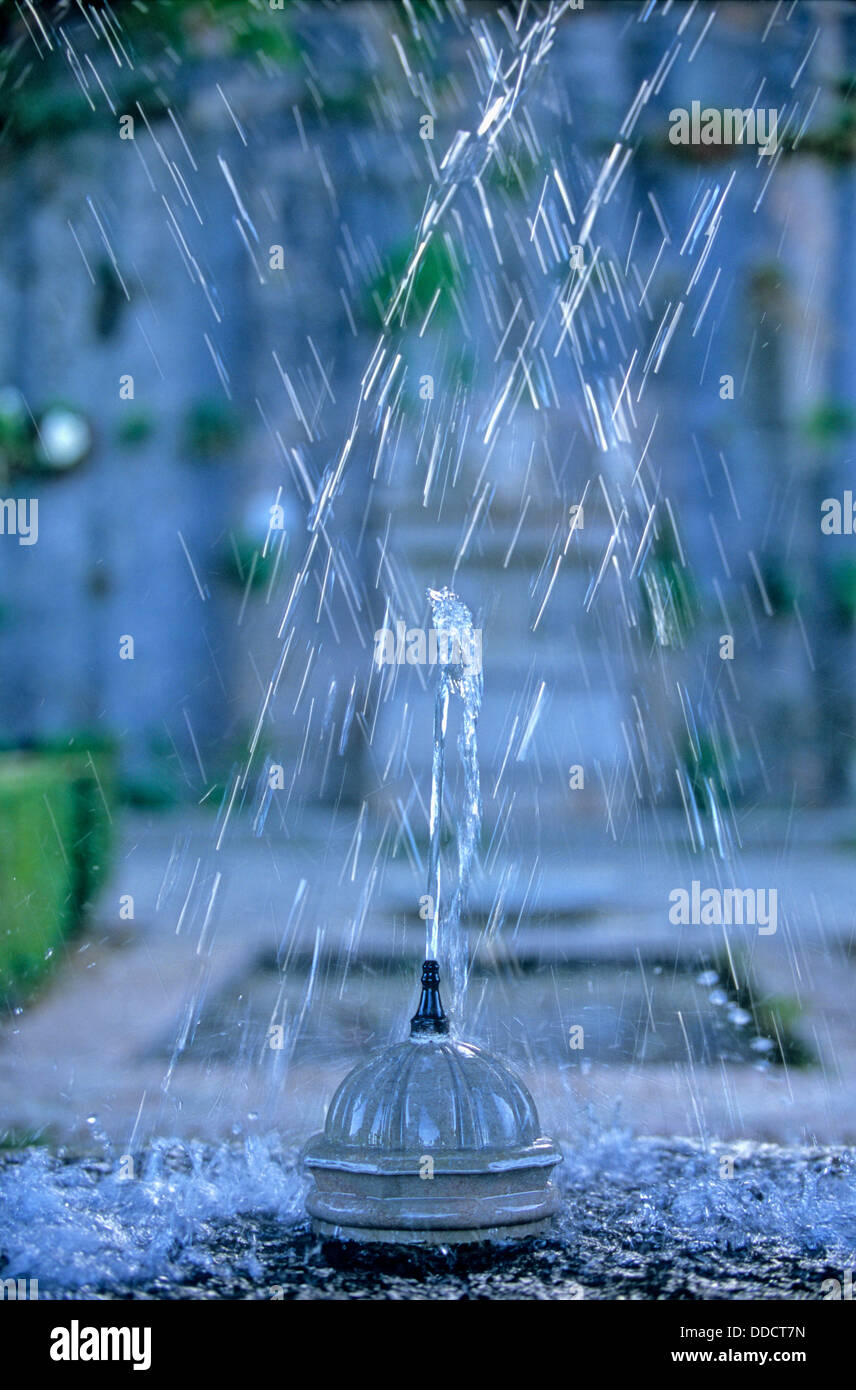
[302,589,562,1244]
[425,585,483,1007]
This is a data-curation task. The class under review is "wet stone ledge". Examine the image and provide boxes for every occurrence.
[1,1136,854,1300]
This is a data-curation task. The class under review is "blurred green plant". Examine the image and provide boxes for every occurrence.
[119,774,179,809]
[804,399,856,446]
[759,556,799,618]
[219,532,276,591]
[118,727,186,808]
[0,388,32,483]
[117,408,156,448]
[0,738,115,1000]
[718,956,815,1068]
[797,79,856,165]
[682,727,731,817]
[364,233,464,329]
[0,758,75,997]
[0,0,302,149]
[828,560,856,628]
[183,398,242,458]
[747,262,786,308]
[25,734,117,920]
[486,145,544,200]
[639,525,699,649]
[94,260,129,341]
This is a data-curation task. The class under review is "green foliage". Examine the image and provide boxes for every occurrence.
[0,740,117,998]
[803,400,856,446]
[219,533,276,590]
[747,262,786,310]
[486,146,544,200]
[0,390,32,480]
[682,728,730,817]
[0,759,76,997]
[829,560,856,628]
[639,525,698,649]
[720,958,814,1068]
[117,409,156,448]
[31,735,118,917]
[0,0,301,149]
[363,233,463,330]
[183,398,242,458]
[119,774,179,809]
[0,67,163,150]
[118,728,184,807]
[450,345,476,387]
[94,260,129,341]
[759,556,798,617]
[798,82,856,165]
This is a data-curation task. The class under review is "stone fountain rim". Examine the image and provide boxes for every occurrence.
[301,1133,562,1176]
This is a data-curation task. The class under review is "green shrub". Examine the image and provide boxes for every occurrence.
[0,759,77,994]
[0,740,117,996]
[33,737,117,919]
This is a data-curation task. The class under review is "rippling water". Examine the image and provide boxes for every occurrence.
[2,1132,854,1300]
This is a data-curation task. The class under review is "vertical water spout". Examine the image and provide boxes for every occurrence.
[425,586,483,1008]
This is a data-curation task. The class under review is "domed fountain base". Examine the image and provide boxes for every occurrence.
[302,963,563,1245]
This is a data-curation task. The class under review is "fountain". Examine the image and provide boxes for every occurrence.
[302,590,562,1243]
[4,0,856,1316]
[302,958,562,1244]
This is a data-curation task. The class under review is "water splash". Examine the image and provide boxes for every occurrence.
[0,1138,303,1295]
[425,586,483,1008]
[3,1135,855,1298]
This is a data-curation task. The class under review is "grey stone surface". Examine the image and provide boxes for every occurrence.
[3,804,856,1153]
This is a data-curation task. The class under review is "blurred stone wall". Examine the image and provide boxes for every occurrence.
[0,1,852,821]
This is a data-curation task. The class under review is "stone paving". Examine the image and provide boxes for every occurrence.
[2,804,856,1153]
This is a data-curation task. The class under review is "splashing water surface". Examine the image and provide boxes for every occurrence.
[2,1134,856,1299]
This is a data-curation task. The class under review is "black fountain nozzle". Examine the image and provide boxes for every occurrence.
[410,959,449,1036]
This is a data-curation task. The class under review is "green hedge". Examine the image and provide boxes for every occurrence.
[0,742,116,997]
[31,738,116,919]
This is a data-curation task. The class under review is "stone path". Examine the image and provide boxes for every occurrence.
[2,805,856,1152]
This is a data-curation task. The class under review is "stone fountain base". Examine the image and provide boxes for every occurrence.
[309,1219,555,1246]
[302,961,563,1246]
[304,1137,562,1244]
